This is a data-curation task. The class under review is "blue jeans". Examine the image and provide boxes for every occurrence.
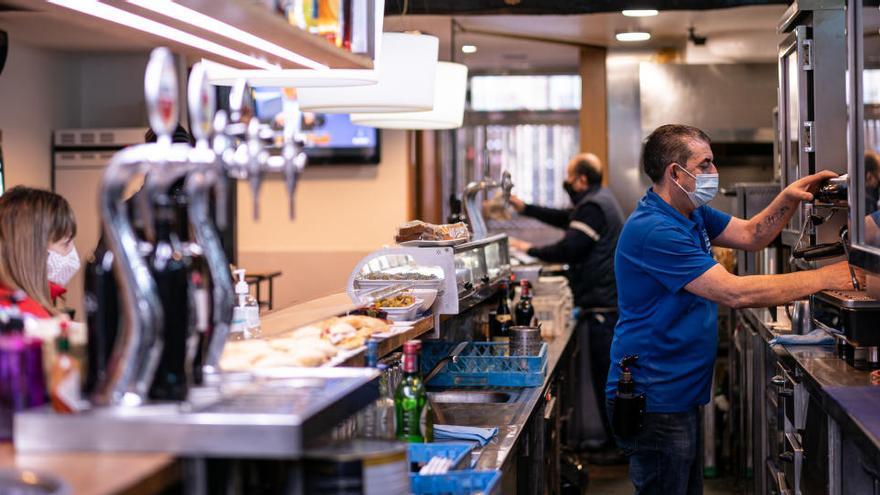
[606,402,703,495]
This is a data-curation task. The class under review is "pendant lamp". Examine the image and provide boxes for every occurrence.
[350,61,468,129]
[296,32,439,113]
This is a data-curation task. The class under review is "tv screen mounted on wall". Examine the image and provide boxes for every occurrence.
[251,87,380,166]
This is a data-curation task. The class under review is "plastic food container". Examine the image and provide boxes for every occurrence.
[412,289,438,311]
[380,299,423,322]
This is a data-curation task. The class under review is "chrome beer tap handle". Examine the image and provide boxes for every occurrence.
[500,170,514,209]
[93,47,178,406]
[183,62,234,370]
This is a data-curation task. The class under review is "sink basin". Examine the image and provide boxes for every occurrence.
[428,390,512,404]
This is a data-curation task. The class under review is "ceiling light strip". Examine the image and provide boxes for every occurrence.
[622,9,659,17]
[127,0,327,70]
[48,0,278,70]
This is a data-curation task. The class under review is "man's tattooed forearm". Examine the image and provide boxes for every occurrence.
[756,205,790,237]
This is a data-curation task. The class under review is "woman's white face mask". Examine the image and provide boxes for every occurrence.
[47,246,81,286]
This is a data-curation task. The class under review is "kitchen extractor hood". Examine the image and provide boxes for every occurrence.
[639,62,778,142]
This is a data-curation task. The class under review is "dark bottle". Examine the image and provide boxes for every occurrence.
[148,195,192,402]
[612,355,646,439]
[395,340,430,442]
[515,280,535,327]
[447,194,466,224]
[341,0,353,50]
[490,282,513,343]
[507,274,517,302]
[82,233,120,397]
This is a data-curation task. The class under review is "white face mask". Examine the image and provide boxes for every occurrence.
[673,164,719,208]
[47,247,81,287]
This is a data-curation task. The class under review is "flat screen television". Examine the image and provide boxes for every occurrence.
[252,87,380,165]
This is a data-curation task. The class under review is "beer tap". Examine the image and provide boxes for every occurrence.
[462,170,515,239]
[280,104,307,219]
[183,63,235,371]
[246,117,266,219]
[93,48,178,406]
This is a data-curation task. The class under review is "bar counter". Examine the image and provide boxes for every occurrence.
[741,307,880,467]
[0,443,177,495]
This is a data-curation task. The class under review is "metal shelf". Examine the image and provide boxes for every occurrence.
[14,0,374,70]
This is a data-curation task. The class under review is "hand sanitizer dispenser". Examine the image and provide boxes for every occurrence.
[231,269,249,338]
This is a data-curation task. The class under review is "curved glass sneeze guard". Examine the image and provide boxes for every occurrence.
[354,254,445,288]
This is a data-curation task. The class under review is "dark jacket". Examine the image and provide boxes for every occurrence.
[524,186,624,309]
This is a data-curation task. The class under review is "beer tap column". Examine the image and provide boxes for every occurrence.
[93,48,179,406]
[184,64,235,371]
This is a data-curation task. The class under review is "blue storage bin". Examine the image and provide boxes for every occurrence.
[420,341,548,387]
[410,470,501,495]
[408,443,474,471]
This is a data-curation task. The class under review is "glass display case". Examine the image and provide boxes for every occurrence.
[847,0,880,274]
[347,234,511,315]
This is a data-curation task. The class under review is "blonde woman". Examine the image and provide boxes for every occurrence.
[0,186,78,318]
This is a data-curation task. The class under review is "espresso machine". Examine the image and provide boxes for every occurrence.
[794,175,880,369]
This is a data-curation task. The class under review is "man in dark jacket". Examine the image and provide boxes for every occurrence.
[508,152,624,456]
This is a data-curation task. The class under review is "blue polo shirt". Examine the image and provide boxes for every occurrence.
[606,188,731,413]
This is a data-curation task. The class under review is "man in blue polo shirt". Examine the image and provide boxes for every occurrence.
[606,124,862,494]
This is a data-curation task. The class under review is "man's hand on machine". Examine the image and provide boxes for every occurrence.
[784,170,838,202]
[819,261,867,291]
[508,237,532,252]
[508,195,526,213]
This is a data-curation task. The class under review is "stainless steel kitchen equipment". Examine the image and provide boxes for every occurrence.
[777,0,848,249]
[732,183,783,275]
[812,289,880,369]
[15,367,380,458]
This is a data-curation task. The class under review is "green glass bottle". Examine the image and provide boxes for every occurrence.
[395,340,428,443]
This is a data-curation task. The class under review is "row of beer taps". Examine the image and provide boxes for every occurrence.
[94,47,306,407]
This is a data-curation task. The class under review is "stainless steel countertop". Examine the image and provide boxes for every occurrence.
[432,323,575,471]
[741,307,880,460]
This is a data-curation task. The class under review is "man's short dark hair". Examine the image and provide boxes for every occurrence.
[572,153,603,185]
[866,151,880,175]
[642,124,711,183]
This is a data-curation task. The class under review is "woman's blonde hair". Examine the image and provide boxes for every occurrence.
[0,186,76,314]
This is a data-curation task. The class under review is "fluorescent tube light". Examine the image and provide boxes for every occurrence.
[615,31,651,42]
[622,9,659,17]
[127,0,327,70]
[461,44,477,54]
[48,0,278,70]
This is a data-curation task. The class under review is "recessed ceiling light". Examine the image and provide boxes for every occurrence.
[461,44,477,54]
[622,9,659,17]
[616,31,651,42]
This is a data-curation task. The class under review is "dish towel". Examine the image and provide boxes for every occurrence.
[769,329,834,346]
[433,425,498,446]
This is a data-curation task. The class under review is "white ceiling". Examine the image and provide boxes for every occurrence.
[0,4,788,70]
[385,5,788,70]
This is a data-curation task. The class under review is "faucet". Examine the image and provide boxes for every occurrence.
[462,170,514,239]
[93,48,179,407]
[183,63,235,371]
[93,53,311,404]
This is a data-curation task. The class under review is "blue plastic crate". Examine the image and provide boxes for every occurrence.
[408,443,474,471]
[410,470,501,495]
[420,341,548,387]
